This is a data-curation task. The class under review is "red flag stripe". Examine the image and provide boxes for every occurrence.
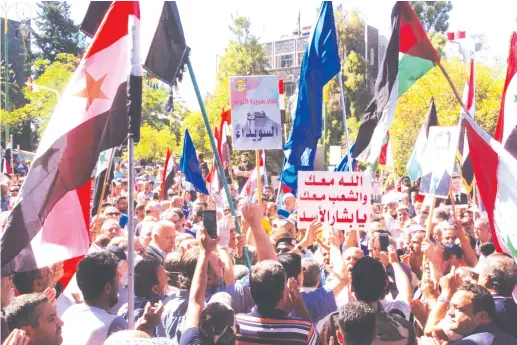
[495,32,517,143]
[84,1,140,59]
[464,121,503,252]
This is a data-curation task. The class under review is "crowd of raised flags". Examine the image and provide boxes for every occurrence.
[2,1,517,345]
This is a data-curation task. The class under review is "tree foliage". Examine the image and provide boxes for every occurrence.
[6,53,79,148]
[0,61,23,111]
[390,60,504,177]
[134,125,177,161]
[411,1,453,33]
[325,10,370,154]
[34,1,82,63]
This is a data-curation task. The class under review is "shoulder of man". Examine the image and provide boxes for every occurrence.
[375,309,415,345]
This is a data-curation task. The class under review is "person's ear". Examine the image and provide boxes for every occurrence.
[337,329,345,345]
[475,311,491,325]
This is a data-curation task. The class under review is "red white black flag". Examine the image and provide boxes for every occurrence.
[1,2,141,276]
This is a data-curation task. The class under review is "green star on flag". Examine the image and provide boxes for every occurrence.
[95,148,112,178]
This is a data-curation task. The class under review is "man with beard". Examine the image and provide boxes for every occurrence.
[114,196,128,229]
[235,152,254,193]
[5,293,63,345]
[60,252,128,345]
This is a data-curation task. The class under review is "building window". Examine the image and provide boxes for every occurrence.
[370,48,375,65]
[284,81,296,97]
[276,54,294,68]
[297,52,304,66]
[265,56,273,69]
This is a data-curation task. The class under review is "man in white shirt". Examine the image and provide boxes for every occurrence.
[61,252,127,345]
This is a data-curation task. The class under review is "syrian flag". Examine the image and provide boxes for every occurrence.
[91,148,114,216]
[162,148,176,199]
[406,98,439,181]
[494,32,517,159]
[458,57,475,192]
[353,1,439,163]
[464,115,517,257]
[1,2,140,276]
[240,152,265,198]
[81,1,189,90]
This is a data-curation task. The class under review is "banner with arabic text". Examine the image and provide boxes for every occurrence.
[297,171,372,231]
[230,76,282,150]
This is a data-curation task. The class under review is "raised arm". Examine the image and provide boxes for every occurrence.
[242,202,276,261]
[183,229,217,329]
[388,246,412,305]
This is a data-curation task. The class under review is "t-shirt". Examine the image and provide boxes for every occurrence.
[236,308,319,345]
[236,162,254,192]
[61,304,127,345]
[451,323,517,345]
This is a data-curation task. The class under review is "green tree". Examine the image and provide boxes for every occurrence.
[325,10,370,155]
[203,15,287,176]
[411,1,453,33]
[33,1,82,63]
[134,125,177,161]
[7,53,79,149]
[390,60,504,177]
[0,61,23,111]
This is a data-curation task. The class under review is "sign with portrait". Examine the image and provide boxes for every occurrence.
[419,126,460,199]
[229,76,282,150]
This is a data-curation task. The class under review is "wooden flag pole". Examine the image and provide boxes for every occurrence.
[256,150,262,204]
[437,61,473,118]
[423,197,436,281]
[449,187,457,221]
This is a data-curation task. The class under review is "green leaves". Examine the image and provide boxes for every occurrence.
[391,60,503,177]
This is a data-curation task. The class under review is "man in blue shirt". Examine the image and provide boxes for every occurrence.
[114,196,129,229]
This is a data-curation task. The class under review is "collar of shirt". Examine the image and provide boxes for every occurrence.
[249,307,289,319]
[149,243,166,258]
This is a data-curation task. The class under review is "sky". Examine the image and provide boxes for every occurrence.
[4,0,517,111]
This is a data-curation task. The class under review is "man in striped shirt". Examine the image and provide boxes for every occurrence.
[235,261,319,345]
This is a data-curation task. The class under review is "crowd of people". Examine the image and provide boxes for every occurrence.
[1,151,517,345]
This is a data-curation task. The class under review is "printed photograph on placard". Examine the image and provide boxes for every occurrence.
[230,76,282,150]
[419,126,460,199]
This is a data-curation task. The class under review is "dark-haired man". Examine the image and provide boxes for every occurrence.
[441,284,516,345]
[351,257,415,345]
[235,260,318,345]
[6,293,63,345]
[335,302,377,345]
[118,258,168,336]
[60,252,128,345]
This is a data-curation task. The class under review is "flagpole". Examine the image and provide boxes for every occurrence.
[127,133,136,329]
[337,71,352,172]
[187,58,252,268]
[437,61,473,117]
[255,150,262,204]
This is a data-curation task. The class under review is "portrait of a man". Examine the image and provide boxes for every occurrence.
[419,127,458,198]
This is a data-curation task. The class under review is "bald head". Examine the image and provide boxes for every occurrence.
[343,247,364,270]
[152,220,176,253]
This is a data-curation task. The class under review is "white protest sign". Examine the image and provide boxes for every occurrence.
[229,76,282,150]
[297,171,372,231]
